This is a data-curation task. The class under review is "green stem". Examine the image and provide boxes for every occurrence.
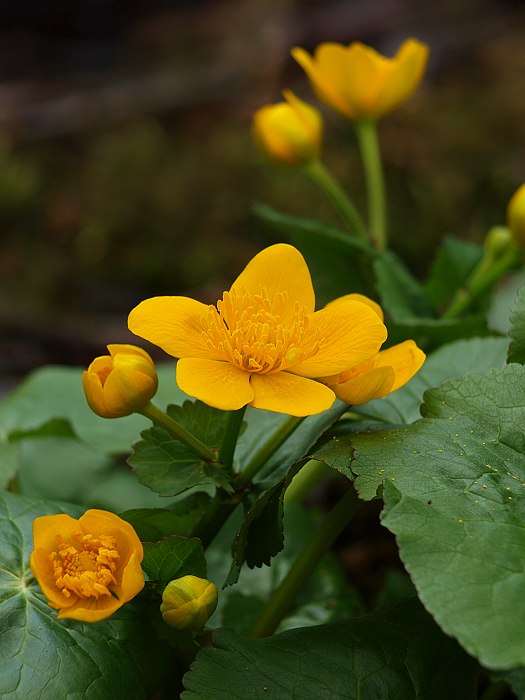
[249,487,359,638]
[219,406,247,470]
[443,247,520,319]
[479,680,510,700]
[141,402,217,463]
[236,416,304,488]
[355,118,387,250]
[304,160,367,240]
[284,459,335,503]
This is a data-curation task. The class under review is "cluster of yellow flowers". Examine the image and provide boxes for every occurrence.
[253,38,428,167]
[33,35,525,629]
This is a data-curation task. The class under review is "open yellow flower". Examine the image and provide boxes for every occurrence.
[30,509,144,622]
[82,344,158,418]
[252,90,323,167]
[320,294,425,404]
[292,38,428,121]
[128,244,388,416]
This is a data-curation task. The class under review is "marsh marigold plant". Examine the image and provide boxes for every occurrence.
[292,38,428,121]
[30,509,144,622]
[128,244,423,416]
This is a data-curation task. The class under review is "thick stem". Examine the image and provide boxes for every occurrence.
[141,402,217,463]
[236,416,305,488]
[284,459,335,503]
[219,406,247,470]
[304,160,367,240]
[355,119,387,250]
[443,247,520,319]
[248,487,359,638]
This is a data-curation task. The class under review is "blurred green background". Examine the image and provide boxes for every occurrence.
[1,0,525,385]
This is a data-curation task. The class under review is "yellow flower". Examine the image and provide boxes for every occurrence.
[320,294,425,404]
[160,575,218,631]
[292,38,428,121]
[508,183,525,249]
[128,244,388,416]
[252,90,323,166]
[30,509,144,622]
[82,344,158,418]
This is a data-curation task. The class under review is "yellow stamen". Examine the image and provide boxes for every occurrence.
[201,287,321,374]
[51,531,120,600]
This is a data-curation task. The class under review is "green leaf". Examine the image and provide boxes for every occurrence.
[142,536,207,584]
[237,400,347,488]
[254,203,371,256]
[129,425,233,497]
[508,286,525,364]
[488,268,525,334]
[424,236,483,309]
[166,400,231,448]
[225,461,304,586]
[355,336,509,425]
[120,493,211,540]
[208,503,363,635]
[385,314,492,352]
[253,204,375,305]
[0,363,185,455]
[181,598,477,699]
[374,251,436,321]
[351,364,525,669]
[0,491,169,699]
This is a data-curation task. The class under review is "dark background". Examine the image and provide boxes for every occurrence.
[1,0,525,387]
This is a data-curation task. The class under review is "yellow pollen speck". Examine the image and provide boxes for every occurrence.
[200,287,319,374]
[51,531,119,600]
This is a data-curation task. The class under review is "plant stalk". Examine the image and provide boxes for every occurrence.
[236,416,305,488]
[304,160,367,240]
[355,119,387,250]
[141,402,217,463]
[248,486,359,637]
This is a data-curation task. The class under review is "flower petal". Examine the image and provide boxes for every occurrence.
[250,372,335,416]
[32,513,81,551]
[118,551,146,601]
[79,509,144,564]
[229,244,315,316]
[329,365,395,405]
[326,293,384,320]
[57,593,124,622]
[292,44,356,119]
[128,296,219,360]
[292,300,387,377]
[176,358,254,410]
[376,340,426,392]
[375,39,429,118]
[29,548,77,609]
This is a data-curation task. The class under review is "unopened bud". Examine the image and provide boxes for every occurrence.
[508,184,525,250]
[160,575,218,631]
[252,90,322,167]
[82,344,158,418]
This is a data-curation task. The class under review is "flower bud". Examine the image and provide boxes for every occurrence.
[82,344,158,418]
[252,90,322,167]
[483,225,514,259]
[160,575,218,631]
[508,184,525,249]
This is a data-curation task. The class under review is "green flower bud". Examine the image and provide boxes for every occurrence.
[508,184,525,250]
[483,226,514,259]
[160,575,218,631]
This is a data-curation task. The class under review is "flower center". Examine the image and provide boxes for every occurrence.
[51,532,120,600]
[202,288,319,374]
